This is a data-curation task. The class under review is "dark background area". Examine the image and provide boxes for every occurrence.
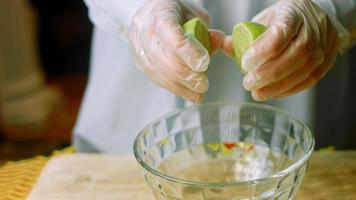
[1,0,355,162]
[31,0,92,75]
[0,0,91,163]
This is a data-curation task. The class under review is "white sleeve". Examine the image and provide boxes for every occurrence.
[84,0,145,41]
[312,0,356,52]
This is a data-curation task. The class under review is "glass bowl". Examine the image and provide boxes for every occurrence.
[134,103,314,200]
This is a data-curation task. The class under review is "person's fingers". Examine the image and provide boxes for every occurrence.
[167,66,209,94]
[208,29,225,55]
[242,11,303,72]
[160,56,210,93]
[130,0,212,102]
[152,70,204,102]
[156,17,210,72]
[243,24,315,91]
[275,35,338,98]
[221,35,234,58]
[145,48,209,94]
[139,19,210,99]
[251,50,324,101]
[141,40,207,102]
[178,72,209,93]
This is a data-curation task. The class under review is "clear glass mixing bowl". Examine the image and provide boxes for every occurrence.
[134,103,314,200]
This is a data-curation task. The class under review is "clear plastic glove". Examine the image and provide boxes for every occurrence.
[223,0,339,101]
[129,0,225,102]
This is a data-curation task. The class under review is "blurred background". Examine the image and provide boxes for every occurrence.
[0,0,91,163]
[1,0,355,164]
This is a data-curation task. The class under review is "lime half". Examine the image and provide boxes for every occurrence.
[233,22,267,73]
[183,18,211,54]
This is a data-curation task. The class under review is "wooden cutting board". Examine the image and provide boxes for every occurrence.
[27,154,153,200]
[27,152,356,200]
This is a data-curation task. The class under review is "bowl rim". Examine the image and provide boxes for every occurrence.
[133,102,315,187]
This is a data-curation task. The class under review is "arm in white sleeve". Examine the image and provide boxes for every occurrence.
[313,0,356,52]
[84,0,145,40]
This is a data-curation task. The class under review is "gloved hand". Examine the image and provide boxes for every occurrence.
[223,0,339,101]
[129,0,225,102]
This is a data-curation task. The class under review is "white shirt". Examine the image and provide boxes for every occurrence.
[74,0,356,153]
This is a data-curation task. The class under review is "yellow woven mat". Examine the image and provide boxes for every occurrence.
[0,147,75,200]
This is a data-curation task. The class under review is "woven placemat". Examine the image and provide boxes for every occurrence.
[0,147,75,200]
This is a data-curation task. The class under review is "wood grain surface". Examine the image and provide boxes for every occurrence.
[28,151,356,200]
[296,151,356,200]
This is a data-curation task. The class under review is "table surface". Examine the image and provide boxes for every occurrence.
[96,151,356,200]
[29,151,356,200]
